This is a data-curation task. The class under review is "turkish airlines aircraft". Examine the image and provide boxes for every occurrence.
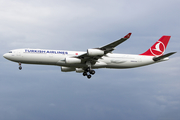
[3,33,176,79]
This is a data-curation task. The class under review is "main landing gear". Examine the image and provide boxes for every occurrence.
[19,62,22,70]
[83,67,95,79]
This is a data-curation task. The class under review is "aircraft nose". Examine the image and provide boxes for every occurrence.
[3,53,8,59]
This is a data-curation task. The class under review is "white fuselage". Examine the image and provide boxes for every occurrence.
[3,48,167,70]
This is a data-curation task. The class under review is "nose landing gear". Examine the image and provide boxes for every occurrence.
[19,63,22,70]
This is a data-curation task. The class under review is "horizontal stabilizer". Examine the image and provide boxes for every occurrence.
[153,52,176,61]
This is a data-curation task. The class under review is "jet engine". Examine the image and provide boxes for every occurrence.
[61,66,75,72]
[87,49,104,56]
[76,68,84,73]
[65,58,81,64]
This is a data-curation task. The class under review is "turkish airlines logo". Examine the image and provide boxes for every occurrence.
[150,41,165,56]
[126,34,130,38]
[124,33,131,38]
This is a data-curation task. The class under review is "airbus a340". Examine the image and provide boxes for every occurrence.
[3,33,176,79]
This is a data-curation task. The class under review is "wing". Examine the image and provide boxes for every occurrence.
[100,33,132,53]
[77,33,132,63]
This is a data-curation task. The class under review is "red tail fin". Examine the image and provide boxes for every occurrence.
[140,36,171,56]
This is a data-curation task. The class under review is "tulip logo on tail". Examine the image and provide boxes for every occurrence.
[140,36,170,56]
[150,41,165,56]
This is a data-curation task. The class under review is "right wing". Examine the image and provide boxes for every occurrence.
[77,33,132,63]
[99,33,132,54]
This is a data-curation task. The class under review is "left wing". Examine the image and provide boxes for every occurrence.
[77,33,132,63]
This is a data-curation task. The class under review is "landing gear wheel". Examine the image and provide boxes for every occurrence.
[87,74,91,79]
[83,72,87,76]
[86,67,90,72]
[90,70,95,75]
[19,66,22,70]
[18,63,22,70]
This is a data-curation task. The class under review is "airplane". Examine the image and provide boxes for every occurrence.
[3,33,176,79]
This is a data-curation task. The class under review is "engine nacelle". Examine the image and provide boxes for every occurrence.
[76,68,84,73]
[65,57,81,64]
[61,66,75,72]
[87,49,104,56]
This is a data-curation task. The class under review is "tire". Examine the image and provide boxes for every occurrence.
[90,70,95,75]
[87,74,91,79]
[19,66,22,70]
[86,67,90,72]
[83,72,87,76]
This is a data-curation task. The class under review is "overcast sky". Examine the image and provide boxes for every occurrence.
[0,0,180,120]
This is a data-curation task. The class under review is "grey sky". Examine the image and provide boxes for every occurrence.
[0,0,180,120]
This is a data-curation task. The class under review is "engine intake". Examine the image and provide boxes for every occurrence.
[87,49,104,56]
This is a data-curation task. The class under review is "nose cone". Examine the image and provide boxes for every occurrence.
[3,53,7,58]
[3,53,9,59]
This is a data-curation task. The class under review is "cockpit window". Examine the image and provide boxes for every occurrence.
[9,51,12,53]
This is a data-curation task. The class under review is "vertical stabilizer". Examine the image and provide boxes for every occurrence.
[140,36,171,56]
